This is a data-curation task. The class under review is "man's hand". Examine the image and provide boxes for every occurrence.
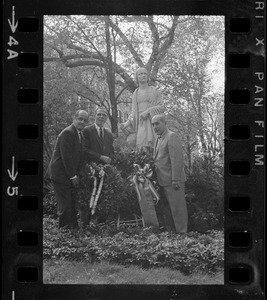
[172,181,180,190]
[100,155,112,164]
[71,176,79,187]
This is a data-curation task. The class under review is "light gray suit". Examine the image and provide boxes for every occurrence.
[154,129,188,233]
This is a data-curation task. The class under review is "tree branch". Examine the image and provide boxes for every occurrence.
[115,86,128,101]
[150,16,179,81]
[146,16,160,73]
[108,18,144,67]
[65,16,106,62]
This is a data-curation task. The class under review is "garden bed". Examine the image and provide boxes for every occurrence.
[43,217,224,275]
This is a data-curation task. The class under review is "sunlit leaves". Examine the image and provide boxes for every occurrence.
[159,16,224,167]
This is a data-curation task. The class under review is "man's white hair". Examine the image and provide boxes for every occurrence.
[152,114,166,123]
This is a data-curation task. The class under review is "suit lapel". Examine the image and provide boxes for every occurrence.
[70,124,80,144]
[80,131,84,148]
[101,128,105,141]
[155,137,164,158]
[70,124,83,163]
[154,130,168,158]
[154,137,160,158]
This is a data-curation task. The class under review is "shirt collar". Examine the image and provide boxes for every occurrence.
[95,124,104,135]
[95,123,102,130]
[74,124,82,134]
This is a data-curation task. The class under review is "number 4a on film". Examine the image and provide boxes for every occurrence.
[7,6,18,60]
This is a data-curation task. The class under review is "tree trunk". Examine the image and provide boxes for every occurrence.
[186,134,192,172]
[105,17,118,136]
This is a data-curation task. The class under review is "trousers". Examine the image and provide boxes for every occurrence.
[158,182,188,233]
[52,181,78,229]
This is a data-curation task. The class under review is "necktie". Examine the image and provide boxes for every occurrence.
[79,132,83,144]
[99,127,103,139]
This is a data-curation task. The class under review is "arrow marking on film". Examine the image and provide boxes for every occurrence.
[7,156,18,181]
[8,6,18,33]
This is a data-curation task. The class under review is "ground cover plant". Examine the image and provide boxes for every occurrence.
[43,217,224,277]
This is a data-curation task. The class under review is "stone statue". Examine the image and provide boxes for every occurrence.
[120,68,164,150]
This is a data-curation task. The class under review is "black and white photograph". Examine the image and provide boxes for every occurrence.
[43,15,225,285]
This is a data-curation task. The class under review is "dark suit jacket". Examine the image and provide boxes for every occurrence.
[48,124,84,184]
[153,129,186,186]
[83,124,114,163]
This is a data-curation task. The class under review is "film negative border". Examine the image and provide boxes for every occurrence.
[3,2,43,299]
[225,5,265,296]
[2,0,265,299]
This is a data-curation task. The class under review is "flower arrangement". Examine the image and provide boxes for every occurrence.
[89,163,107,215]
[132,163,159,204]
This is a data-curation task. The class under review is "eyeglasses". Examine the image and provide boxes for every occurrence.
[96,113,107,117]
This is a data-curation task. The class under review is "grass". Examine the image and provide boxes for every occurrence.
[43,259,224,285]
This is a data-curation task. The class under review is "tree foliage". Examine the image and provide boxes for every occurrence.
[44,15,224,162]
[160,16,224,170]
[44,15,186,136]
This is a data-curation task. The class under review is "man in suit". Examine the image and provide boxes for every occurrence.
[152,114,188,233]
[48,110,89,229]
[83,107,114,164]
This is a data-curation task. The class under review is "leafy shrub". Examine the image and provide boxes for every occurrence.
[74,162,141,223]
[93,164,131,222]
[189,211,222,233]
[185,155,224,232]
[43,217,224,274]
[43,180,57,218]
[112,147,159,218]
[113,147,155,179]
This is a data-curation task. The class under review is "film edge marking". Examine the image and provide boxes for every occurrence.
[7,156,18,197]
[253,0,265,167]
[255,1,265,18]
[7,6,19,60]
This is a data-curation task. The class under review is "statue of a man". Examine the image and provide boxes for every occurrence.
[120,68,164,150]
